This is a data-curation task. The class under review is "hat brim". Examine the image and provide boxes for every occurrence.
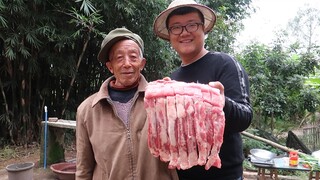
[153,3,216,41]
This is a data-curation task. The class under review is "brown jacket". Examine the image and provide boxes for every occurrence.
[76,75,178,180]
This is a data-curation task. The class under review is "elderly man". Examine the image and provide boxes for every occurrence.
[76,27,178,180]
[153,0,253,180]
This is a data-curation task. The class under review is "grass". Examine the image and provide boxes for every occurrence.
[0,146,17,161]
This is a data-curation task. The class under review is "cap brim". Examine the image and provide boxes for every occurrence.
[153,4,216,41]
[97,36,131,63]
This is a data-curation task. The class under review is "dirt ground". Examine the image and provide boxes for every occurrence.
[0,143,305,180]
[0,143,76,180]
[0,143,258,180]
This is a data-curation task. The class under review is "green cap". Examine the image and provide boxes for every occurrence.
[97,27,144,63]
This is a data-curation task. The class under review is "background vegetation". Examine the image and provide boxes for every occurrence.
[0,0,319,149]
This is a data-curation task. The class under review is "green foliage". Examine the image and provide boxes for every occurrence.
[242,129,283,155]
[76,0,96,15]
[0,2,7,28]
[306,77,320,85]
[0,146,17,160]
[242,159,256,171]
[67,7,104,38]
[239,6,320,131]
[300,88,320,113]
[272,119,296,136]
[237,41,320,131]
[243,136,270,154]
[203,0,253,53]
[0,0,254,145]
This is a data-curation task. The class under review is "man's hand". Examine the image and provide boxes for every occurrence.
[162,77,171,81]
[209,81,225,107]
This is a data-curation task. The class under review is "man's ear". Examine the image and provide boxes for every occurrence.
[140,58,146,71]
[106,62,113,74]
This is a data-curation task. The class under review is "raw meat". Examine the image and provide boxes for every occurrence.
[144,80,225,170]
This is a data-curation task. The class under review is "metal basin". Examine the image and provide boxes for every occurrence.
[250,149,276,162]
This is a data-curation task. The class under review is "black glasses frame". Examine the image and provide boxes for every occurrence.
[168,22,204,35]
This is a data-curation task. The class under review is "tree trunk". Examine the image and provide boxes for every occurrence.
[61,34,91,118]
[19,60,27,145]
[0,78,11,140]
[0,78,9,121]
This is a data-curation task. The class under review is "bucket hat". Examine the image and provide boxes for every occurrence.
[98,27,144,63]
[153,0,216,41]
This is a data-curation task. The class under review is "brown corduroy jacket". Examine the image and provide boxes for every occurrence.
[75,75,178,180]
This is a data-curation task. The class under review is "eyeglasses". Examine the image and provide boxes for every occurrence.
[168,22,204,35]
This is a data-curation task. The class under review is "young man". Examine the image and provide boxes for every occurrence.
[76,27,178,180]
[153,0,253,179]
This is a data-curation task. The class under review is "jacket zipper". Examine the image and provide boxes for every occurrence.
[127,92,140,180]
[107,92,140,180]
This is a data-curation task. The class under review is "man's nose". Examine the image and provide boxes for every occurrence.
[181,26,189,35]
[123,57,132,66]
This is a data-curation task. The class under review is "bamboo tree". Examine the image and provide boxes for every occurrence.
[60,7,103,117]
[0,0,255,145]
[0,0,76,144]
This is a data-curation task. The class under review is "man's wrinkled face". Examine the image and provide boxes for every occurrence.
[106,39,146,88]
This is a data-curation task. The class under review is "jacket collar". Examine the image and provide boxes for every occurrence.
[91,74,148,107]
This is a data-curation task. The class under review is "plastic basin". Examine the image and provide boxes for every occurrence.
[50,162,76,180]
[6,162,34,180]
